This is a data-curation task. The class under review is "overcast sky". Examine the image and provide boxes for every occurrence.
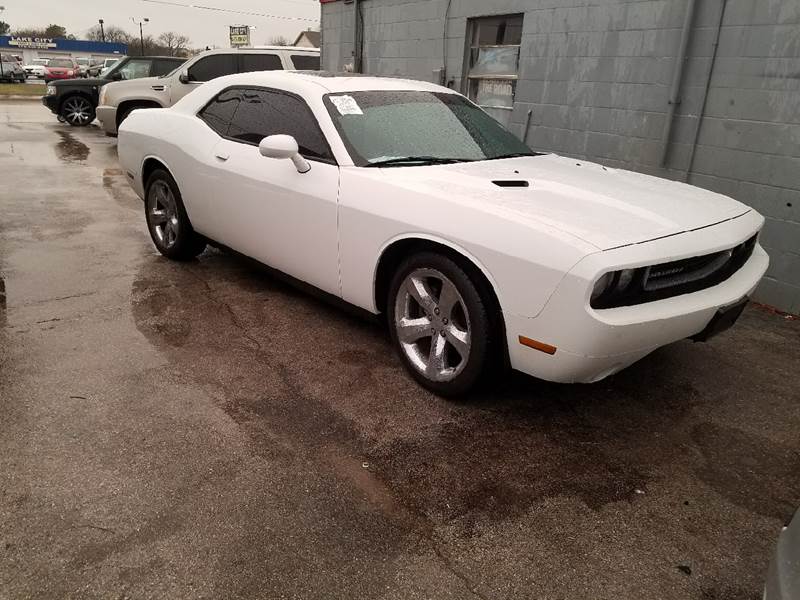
[2,0,321,48]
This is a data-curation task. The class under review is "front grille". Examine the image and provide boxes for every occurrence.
[592,235,758,309]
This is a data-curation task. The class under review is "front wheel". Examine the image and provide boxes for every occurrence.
[145,169,206,260]
[388,252,494,397]
[60,96,95,126]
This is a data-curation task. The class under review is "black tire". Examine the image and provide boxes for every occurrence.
[144,169,206,261]
[387,251,495,397]
[59,95,95,126]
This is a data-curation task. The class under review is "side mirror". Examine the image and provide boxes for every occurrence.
[259,135,310,174]
[178,69,191,84]
[110,72,122,81]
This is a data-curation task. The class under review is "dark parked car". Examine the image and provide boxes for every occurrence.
[42,55,186,127]
[0,57,26,83]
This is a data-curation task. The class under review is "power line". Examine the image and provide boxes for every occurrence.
[140,0,320,23]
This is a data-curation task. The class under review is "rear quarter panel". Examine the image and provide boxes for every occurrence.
[118,108,221,223]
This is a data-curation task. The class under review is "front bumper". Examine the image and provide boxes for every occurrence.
[96,105,118,134]
[42,95,58,113]
[506,210,768,383]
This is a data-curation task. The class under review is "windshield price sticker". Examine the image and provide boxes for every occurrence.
[330,95,363,115]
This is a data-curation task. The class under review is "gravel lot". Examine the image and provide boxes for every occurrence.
[1,101,798,600]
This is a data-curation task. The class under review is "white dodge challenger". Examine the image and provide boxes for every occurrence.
[118,71,769,396]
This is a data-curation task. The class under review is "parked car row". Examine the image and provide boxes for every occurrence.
[20,56,121,80]
[97,47,320,135]
[41,46,320,130]
[43,55,185,126]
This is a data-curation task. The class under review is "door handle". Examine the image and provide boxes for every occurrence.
[214,152,230,162]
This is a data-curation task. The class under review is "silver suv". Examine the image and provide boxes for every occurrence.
[96,46,320,135]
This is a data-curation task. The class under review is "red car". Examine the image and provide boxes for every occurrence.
[44,58,80,83]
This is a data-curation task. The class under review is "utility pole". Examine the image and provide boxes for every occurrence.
[98,19,105,43]
[131,17,149,56]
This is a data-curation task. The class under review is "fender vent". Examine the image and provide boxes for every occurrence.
[492,180,529,188]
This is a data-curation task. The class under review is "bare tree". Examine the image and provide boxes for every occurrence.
[86,24,132,44]
[158,31,191,56]
[269,35,290,46]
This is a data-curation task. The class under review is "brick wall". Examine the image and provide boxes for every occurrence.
[321,0,800,314]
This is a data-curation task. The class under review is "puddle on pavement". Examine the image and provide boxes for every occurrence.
[103,168,140,208]
[55,130,90,163]
[128,250,800,535]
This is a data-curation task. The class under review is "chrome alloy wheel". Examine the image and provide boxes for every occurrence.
[62,96,93,125]
[394,268,472,382]
[147,181,180,250]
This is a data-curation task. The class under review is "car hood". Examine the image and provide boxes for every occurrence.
[380,154,751,250]
[112,75,161,87]
[52,77,108,87]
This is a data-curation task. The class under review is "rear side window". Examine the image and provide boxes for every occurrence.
[198,89,242,137]
[153,59,183,76]
[225,88,333,161]
[188,54,238,82]
[240,54,282,73]
[290,55,320,70]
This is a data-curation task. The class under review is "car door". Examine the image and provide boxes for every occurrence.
[171,53,238,105]
[199,87,341,296]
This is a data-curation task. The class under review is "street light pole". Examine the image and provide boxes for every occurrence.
[98,19,105,43]
[132,17,149,56]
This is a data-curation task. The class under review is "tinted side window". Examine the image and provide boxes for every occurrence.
[188,54,238,82]
[227,89,332,161]
[198,89,242,137]
[153,59,183,76]
[290,55,320,70]
[240,54,282,73]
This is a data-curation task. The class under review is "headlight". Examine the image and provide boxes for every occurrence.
[46,85,56,96]
[591,268,639,306]
[98,86,107,105]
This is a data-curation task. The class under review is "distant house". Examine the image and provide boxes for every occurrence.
[293,30,320,48]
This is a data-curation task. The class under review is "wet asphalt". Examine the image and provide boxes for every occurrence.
[0,101,798,600]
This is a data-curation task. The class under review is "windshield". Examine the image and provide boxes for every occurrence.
[324,90,535,167]
[101,57,129,79]
[48,59,74,68]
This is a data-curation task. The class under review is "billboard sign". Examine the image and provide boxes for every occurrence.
[229,26,250,48]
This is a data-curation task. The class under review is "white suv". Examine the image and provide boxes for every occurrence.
[96,46,319,135]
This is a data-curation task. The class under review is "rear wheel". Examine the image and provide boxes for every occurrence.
[388,252,494,396]
[145,169,206,260]
[60,95,95,126]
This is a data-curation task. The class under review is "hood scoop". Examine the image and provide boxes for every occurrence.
[492,179,530,188]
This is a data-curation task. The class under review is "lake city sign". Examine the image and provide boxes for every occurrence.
[9,37,58,49]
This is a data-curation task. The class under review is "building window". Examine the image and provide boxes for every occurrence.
[465,14,523,128]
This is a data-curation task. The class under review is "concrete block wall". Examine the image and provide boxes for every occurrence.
[321,0,800,314]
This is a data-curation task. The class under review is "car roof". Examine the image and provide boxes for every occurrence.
[200,70,451,94]
[197,46,319,56]
[125,56,185,60]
